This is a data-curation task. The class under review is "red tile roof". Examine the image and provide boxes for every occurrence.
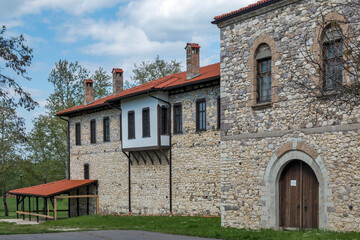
[84,79,93,83]
[186,43,200,49]
[56,63,220,116]
[9,179,97,197]
[213,0,275,22]
[112,68,123,73]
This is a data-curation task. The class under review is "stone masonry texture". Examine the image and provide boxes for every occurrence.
[217,0,360,232]
[69,85,221,216]
[170,86,221,215]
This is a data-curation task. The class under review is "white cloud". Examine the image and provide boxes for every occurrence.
[0,0,125,19]
[55,0,256,59]
[58,18,185,56]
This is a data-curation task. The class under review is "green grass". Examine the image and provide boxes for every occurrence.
[0,215,360,239]
[0,196,69,219]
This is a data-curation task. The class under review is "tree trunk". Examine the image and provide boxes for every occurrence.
[2,190,8,217]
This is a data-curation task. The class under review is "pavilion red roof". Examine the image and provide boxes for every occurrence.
[56,63,220,116]
[9,179,97,197]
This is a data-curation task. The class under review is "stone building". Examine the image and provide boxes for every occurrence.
[56,0,360,232]
[56,43,221,216]
[213,0,360,231]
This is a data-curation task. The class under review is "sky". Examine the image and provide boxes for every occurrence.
[0,0,257,131]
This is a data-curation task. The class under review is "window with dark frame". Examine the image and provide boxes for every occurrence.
[103,117,110,142]
[75,123,81,145]
[84,163,89,179]
[217,97,221,130]
[142,108,150,137]
[323,24,343,91]
[90,119,96,144]
[256,44,272,103]
[173,104,182,134]
[196,99,206,132]
[128,111,135,139]
[161,106,169,135]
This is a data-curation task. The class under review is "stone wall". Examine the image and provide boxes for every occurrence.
[217,0,360,231]
[69,85,221,216]
[70,108,129,215]
[69,184,97,217]
[130,151,170,215]
[170,86,221,215]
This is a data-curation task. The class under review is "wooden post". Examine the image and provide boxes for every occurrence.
[36,197,39,222]
[86,186,89,215]
[47,198,50,218]
[96,196,99,215]
[76,189,79,216]
[16,196,19,219]
[68,192,70,218]
[22,196,25,220]
[54,198,57,220]
[28,196,31,221]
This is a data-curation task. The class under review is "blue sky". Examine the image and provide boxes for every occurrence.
[0,0,256,130]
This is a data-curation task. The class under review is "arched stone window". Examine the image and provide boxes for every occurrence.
[247,34,279,107]
[322,23,343,90]
[256,44,272,102]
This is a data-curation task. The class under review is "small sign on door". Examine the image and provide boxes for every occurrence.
[290,180,296,186]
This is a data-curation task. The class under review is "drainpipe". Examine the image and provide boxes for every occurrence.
[147,91,172,214]
[59,116,70,180]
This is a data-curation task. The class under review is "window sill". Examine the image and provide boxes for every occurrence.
[251,102,272,110]
[173,132,183,135]
[316,88,342,98]
[196,130,207,133]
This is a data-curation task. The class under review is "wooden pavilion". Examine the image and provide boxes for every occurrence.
[9,179,98,222]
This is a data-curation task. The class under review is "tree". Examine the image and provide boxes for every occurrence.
[0,26,37,110]
[289,2,360,117]
[0,100,26,216]
[92,67,112,100]
[25,115,66,183]
[46,60,89,114]
[46,60,112,114]
[25,60,112,180]
[125,55,182,89]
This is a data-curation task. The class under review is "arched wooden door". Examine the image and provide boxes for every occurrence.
[279,160,319,229]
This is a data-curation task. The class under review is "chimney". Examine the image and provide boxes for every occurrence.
[112,68,124,95]
[185,43,200,80]
[84,79,94,106]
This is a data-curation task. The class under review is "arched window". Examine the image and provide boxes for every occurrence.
[322,23,343,90]
[256,44,272,103]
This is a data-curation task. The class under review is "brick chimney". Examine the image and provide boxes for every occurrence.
[112,68,124,95]
[185,43,200,80]
[84,79,94,106]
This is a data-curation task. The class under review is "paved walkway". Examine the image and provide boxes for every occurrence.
[0,230,219,240]
[0,219,40,225]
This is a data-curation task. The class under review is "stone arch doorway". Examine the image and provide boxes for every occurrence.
[279,160,319,229]
[263,141,332,229]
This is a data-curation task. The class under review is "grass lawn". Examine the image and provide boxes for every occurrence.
[0,215,359,239]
